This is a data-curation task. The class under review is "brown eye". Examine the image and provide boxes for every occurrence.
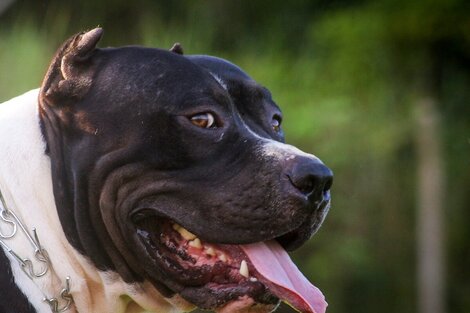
[190,112,217,128]
[272,115,282,132]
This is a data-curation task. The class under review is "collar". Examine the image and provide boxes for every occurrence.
[0,188,74,313]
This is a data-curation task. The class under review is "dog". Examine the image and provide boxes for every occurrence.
[0,28,332,313]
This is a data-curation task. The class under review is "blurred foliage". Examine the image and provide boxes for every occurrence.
[0,1,469,312]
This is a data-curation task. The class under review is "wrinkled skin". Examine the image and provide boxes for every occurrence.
[38,29,332,309]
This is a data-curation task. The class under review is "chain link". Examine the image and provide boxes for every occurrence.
[0,189,74,312]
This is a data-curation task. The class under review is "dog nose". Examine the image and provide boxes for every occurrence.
[287,157,333,198]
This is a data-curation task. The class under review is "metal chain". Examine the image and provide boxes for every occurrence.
[0,189,74,312]
[43,276,74,313]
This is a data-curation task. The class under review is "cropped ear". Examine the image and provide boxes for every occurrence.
[169,42,184,55]
[40,28,103,106]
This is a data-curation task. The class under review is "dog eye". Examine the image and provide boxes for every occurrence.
[190,113,217,129]
[272,115,282,132]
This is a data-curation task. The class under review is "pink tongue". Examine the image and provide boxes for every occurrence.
[240,241,327,313]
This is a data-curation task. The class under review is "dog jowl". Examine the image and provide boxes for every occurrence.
[37,28,333,312]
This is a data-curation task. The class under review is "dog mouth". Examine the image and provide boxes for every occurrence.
[134,216,327,313]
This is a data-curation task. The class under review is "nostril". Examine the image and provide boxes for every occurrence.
[288,174,316,195]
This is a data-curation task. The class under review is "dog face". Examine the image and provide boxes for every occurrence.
[38,29,332,312]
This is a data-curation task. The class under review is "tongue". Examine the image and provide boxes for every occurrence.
[240,241,327,313]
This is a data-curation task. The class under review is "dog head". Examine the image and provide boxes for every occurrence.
[38,29,332,312]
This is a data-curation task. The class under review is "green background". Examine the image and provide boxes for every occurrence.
[0,1,469,312]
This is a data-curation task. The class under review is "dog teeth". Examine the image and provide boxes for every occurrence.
[218,253,227,262]
[239,260,249,278]
[172,223,197,241]
[188,238,202,249]
[249,277,258,282]
[205,247,216,256]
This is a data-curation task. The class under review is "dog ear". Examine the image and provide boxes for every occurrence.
[40,28,103,105]
[169,42,184,55]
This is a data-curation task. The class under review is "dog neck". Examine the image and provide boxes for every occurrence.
[0,90,192,313]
